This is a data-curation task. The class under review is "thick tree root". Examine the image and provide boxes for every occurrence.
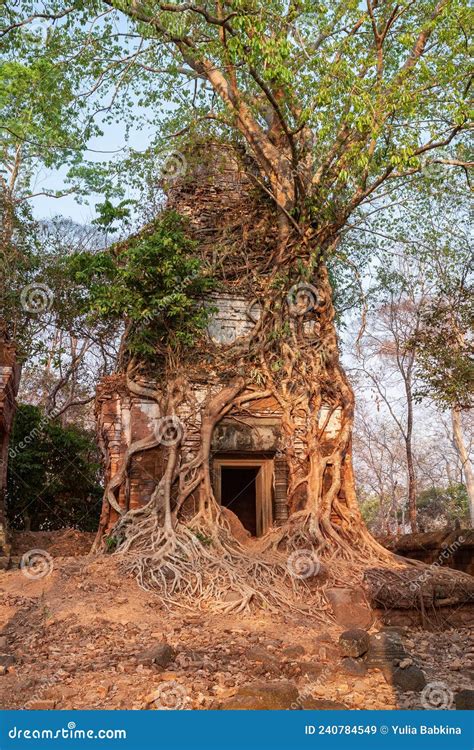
[106,503,474,620]
[110,506,336,617]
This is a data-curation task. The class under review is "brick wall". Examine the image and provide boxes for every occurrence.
[95,291,342,526]
[0,343,21,554]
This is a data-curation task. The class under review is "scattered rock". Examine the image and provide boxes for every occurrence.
[136,643,175,668]
[326,588,374,629]
[246,645,279,667]
[300,697,348,710]
[340,657,367,676]
[0,536,471,713]
[383,664,426,692]
[454,690,474,710]
[339,629,369,658]
[220,680,299,710]
[398,658,413,669]
[0,654,16,668]
[28,700,56,710]
[380,626,408,637]
[158,671,179,681]
[41,687,64,701]
[366,631,408,667]
[315,632,334,644]
[297,662,324,679]
[282,645,305,659]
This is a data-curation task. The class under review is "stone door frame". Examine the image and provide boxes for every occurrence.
[212,456,273,537]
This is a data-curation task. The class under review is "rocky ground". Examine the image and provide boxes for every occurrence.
[0,531,473,711]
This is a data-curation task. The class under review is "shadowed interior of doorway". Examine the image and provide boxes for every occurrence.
[220,467,258,537]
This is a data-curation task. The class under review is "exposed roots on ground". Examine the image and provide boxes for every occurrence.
[107,499,474,621]
[111,503,332,617]
[94,250,474,622]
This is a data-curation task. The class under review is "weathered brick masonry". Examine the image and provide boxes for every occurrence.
[0,342,20,554]
[95,291,341,533]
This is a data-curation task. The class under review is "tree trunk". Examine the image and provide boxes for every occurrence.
[405,438,418,533]
[96,255,388,562]
[403,364,418,533]
[452,406,474,527]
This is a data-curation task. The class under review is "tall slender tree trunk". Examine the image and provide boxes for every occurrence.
[452,406,474,527]
[405,440,418,533]
[404,373,418,533]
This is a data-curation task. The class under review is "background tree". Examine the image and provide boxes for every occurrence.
[7,403,102,531]
[0,10,98,336]
[351,176,473,531]
[354,404,471,533]
[355,273,424,532]
[410,223,473,524]
[0,5,106,456]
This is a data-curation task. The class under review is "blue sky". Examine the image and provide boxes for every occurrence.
[31,114,153,224]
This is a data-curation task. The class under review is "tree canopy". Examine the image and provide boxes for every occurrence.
[2,0,471,254]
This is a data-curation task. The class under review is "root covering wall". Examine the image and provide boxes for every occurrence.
[95,368,342,534]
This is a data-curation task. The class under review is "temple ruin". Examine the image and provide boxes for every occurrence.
[94,146,342,541]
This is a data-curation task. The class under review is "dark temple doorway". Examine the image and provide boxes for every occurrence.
[220,467,258,536]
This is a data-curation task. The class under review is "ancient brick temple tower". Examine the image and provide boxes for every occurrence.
[0,341,20,555]
[95,145,341,540]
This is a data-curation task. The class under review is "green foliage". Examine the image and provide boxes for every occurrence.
[361,484,470,532]
[359,495,381,528]
[92,198,134,234]
[416,484,470,528]
[66,211,215,360]
[3,1,472,375]
[104,535,119,552]
[0,6,105,358]
[412,287,473,410]
[7,404,102,531]
[0,202,42,354]
[359,174,473,411]
[0,9,100,200]
[6,0,469,228]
